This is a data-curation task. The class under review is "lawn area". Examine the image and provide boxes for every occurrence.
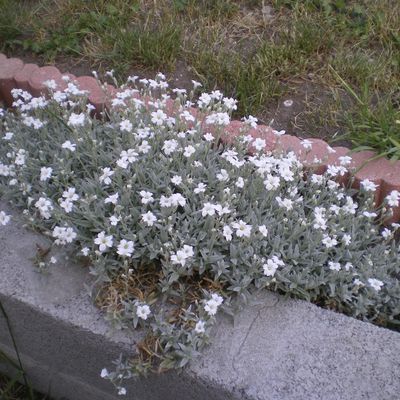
[0,0,399,156]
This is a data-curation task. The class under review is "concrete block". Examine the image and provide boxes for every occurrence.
[1,199,400,399]
[0,192,400,399]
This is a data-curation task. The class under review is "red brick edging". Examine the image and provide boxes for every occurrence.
[0,54,399,223]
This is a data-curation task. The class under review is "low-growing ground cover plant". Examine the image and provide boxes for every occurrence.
[0,75,399,395]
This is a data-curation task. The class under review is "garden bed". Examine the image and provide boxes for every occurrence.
[0,54,400,399]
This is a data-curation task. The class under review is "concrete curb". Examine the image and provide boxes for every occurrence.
[1,202,399,400]
[0,53,399,222]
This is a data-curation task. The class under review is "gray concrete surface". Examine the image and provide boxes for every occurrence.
[0,200,399,400]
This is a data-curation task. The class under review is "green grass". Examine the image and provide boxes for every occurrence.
[0,0,399,152]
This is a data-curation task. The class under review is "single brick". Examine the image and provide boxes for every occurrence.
[347,151,381,205]
[275,134,304,158]
[377,161,400,224]
[29,66,63,97]
[14,64,40,92]
[0,58,24,106]
[88,82,117,114]
[162,98,178,117]
[220,120,246,145]
[75,76,106,112]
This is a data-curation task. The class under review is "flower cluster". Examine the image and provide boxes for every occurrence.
[1,74,399,395]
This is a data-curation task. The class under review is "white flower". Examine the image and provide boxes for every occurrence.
[141,211,157,226]
[22,116,44,129]
[35,197,53,219]
[4,132,13,140]
[342,234,352,246]
[253,138,266,151]
[138,140,151,154]
[216,169,229,182]
[0,163,10,176]
[243,115,258,128]
[361,179,378,192]
[368,278,384,291]
[223,97,238,111]
[61,140,76,152]
[211,293,223,306]
[204,294,223,316]
[202,202,218,217]
[62,187,79,202]
[163,139,178,155]
[171,175,182,186]
[381,228,392,239]
[119,119,133,132]
[44,79,57,90]
[160,195,172,208]
[99,167,114,185]
[235,177,245,188]
[222,225,233,241]
[137,304,151,320]
[363,211,377,218]
[81,247,90,256]
[344,262,353,271]
[204,300,218,315]
[59,199,73,213]
[198,92,211,107]
[117,239,134,257]
[194,320,206,334]
[52,226,77,245]
[109,215,120,226]
[263,256,284,276]
[40,167,52,182]
[264,175,280,190]
[15,149,26,165]
[170,193,186,207]
[194,182,206,194]
[311,174,324,185]
[205,112,230,126]
[276,196,293,211]
[386,190,400,207]
[105,193,119,205]
[0,211,11,226]
[259,225,268,237]
[322,235,338,248]
[232,220,252,238]
[203,133,214,142]
[192,80,202,89]
[139,190,154,204]
[117,387,127,396]
[94,231,113,252]
[183,145,196,157]
[171,251,188,267]
[68,113,86,127]
[182,245,194,258]
[328,261,341,271]
[100,368,109,378]
[273,129,286,136]
[151,109,168,126]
